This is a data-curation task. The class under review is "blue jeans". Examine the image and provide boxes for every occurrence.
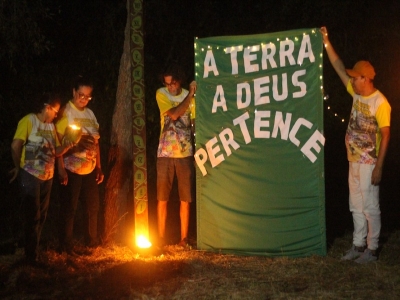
[59,169,99,250]
[19,169,52,261]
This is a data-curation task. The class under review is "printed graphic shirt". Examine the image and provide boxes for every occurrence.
[156,87,195,158]
[13,113,59,181]
[346,81,391,164]
[56,101,100,174]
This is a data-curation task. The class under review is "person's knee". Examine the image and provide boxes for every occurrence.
[364,210,381,221]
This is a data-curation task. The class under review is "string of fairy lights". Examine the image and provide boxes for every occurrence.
[194,29,347,126]
[324,93,347,124]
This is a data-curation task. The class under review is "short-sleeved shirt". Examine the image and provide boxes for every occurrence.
[13,113,59,181]
[156,87,195,158]
[56,100,100,174]
[345,81,391,164]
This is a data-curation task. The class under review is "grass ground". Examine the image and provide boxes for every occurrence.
[0,230,399,300]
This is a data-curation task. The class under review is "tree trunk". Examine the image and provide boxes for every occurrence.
[103,0,132,244]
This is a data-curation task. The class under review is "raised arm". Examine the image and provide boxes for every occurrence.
[320,27,349,87]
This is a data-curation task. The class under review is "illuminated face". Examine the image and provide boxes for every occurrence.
[163,75,181,96]
[72,85,93,110]
[350,76,365,95]
[46,103,60,123]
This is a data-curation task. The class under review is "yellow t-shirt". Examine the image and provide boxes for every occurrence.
[346,81,391,164]
[156,87,195,158]
[13,113,59,180]
[56,101,100,174]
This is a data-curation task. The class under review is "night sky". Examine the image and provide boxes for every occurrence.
[1,0,399,242]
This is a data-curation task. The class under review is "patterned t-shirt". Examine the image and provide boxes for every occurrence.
[13,113,59,181]
[156,87,195,158]
[56,101,100,174]
[345,81,391,164]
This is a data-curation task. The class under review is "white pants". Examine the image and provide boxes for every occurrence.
[348,162,381,250]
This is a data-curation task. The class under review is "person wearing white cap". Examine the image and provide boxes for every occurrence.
[320,27,391,264]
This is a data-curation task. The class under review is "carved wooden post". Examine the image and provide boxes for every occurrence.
[130,0,149,246]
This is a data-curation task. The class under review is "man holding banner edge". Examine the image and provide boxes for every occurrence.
[321,27,391,263]
[156,63,197,249]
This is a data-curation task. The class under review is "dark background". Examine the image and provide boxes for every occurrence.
[0,0,399,248]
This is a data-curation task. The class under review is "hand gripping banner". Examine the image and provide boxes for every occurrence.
[194,28,326,257]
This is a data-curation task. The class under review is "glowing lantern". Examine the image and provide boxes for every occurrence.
[63,124,82,145]
[136,234,151,248]
[134,183,151,249]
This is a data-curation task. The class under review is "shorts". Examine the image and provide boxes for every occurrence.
[157,157,194,202]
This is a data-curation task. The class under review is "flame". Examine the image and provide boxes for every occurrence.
[136,235,152,248]
[69,124,81,130]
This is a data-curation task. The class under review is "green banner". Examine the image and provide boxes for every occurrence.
[194,28,326,257]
